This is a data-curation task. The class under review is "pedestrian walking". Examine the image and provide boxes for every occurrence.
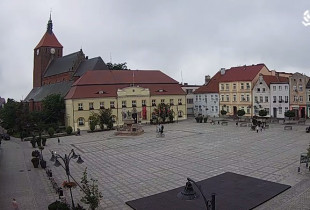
[58,137,60,144]
[256,125,259,133]
[12,198,19,210]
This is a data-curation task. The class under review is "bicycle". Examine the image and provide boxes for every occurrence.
[156,132,165,138]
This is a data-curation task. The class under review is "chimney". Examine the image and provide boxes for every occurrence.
[184,83,188,86]
[205,75,211,85]
[220,68,226,75]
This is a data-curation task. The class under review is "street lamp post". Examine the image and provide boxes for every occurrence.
[50,149,84,209]
[178,177,215,210]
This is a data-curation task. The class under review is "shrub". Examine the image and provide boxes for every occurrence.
[258,109,267,117]
[48,200,70,210]
[220,110,227,116]
[237,109,245,117]
[48,127,55,137]
[284,110,295,119]
[66,126,73,135]
[89,122,96,132]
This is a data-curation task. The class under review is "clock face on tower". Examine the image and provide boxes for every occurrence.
[36,49,39,55]
[50,48,55,54]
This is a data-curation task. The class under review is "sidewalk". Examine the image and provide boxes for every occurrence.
[0,137,58,210]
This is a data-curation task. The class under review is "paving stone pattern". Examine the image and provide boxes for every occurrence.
[1,119,310,209]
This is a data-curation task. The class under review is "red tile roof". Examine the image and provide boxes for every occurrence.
[65,70,185,99]
[262,75,289,86]
[73,70,178,85]
[35,31,63,49]
[219,64,267,82]
[194,71,221,94]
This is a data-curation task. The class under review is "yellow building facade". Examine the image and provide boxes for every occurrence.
[218,64,270,117]
[65,70,187,131]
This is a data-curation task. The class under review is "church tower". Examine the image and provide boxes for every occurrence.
[33,14,63,88]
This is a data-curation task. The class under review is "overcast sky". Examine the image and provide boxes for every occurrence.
[1,0,310,101]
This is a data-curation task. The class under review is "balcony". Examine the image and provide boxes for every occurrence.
[122,105,126,108]
[285,101,288,103]
[170,103,174,106]
[132,104,137,107]
[152,103,156,107]
[110,106,115,109]
[89,107,94,110]
[78,108,83,111]
[178,103,182,105]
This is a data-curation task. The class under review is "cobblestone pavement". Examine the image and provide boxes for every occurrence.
[1,119,310,209]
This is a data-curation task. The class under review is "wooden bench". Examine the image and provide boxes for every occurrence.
[284,125,292,130]
[221,121,228,126]
[240,123,247,127]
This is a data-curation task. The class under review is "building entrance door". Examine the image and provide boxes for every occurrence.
[233,106,237,116]
[301,107,305,118]
[273,108,277,118]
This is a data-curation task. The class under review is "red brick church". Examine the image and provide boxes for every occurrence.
[25,15,108,110]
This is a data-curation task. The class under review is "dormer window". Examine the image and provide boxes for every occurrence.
[156,89,167,93]
[97,90,106,94]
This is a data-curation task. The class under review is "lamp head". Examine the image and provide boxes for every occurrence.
[72,150,78,159]
[177,180,198,200]
[54,158,61,167]
[77,156,84,164]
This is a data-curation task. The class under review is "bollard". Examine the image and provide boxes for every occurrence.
[298,167,300,173]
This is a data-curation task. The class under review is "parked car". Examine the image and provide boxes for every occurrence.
[2,133,10,140]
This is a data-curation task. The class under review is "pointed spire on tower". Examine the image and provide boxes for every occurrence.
[47,11,53,34]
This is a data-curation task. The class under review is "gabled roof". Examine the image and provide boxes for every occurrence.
[194,71,221,94]
[73,70,179,85]
[24,81,74,102]
[44,51,82,77]
[35,32,63,49]
[65,70,185,99]
[74,57,108,77]
[219,64,266,82]
[262,75,289,86]
[65,83,185,99]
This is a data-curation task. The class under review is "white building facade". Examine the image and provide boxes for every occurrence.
[252,75,271,117]
[270,83,289,118]
[194,93,219,117]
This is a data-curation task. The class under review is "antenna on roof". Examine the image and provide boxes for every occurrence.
[181,70,183,84]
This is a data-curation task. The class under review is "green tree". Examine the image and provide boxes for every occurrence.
[258,109,267,117]
[0,98,19,130]
[284,110,295,120]
[98,109,113,130]
[220,110,227,116]
[106,62,128,70]
[80,168,103,210]
[237,109,245,117]
[41,94,65,125]
[154,103,171,123]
